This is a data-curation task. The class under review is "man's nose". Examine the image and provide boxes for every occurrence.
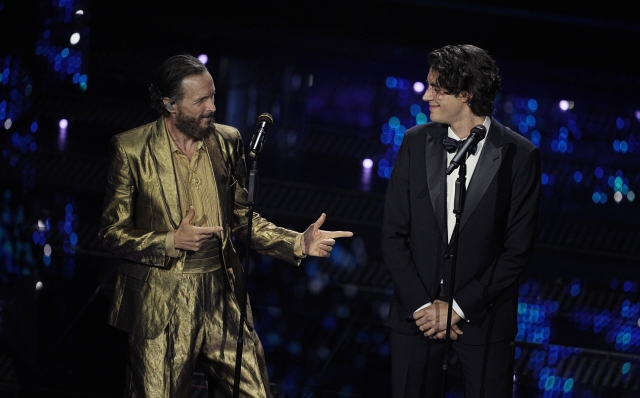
[205,97,216,112]
[422,87,433,101]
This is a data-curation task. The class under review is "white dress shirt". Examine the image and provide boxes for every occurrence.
[415,116,492,321]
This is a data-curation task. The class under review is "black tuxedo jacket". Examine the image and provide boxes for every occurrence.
[381,118,541,344]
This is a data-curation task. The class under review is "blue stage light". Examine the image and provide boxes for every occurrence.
[563,378,574,392]
[385,76,397,88]
[558,141,567,152]
[518,122,528,133]
[594,167,604,178]
[531,130,541,140]
[526,115,536,126]
[573,171,582,183]
[559,126,568,138]
[600,193,608,203]
[70,232,78,246]
[620,140,628,152]
[613,140,621,152]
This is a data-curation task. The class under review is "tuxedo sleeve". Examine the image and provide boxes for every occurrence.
[381,134,432,315]
[455,145,541,322]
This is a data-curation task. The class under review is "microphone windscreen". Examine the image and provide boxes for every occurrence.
[471,124,487,140]
[257,113,273,126]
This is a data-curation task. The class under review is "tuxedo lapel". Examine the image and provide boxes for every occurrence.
[425,125,448,244]
[460,118,505,233]
[148,118,181,229]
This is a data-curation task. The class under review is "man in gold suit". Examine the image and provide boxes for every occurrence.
[99,54,353,398]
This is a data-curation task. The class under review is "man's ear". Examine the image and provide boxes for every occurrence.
[163,98,175,112]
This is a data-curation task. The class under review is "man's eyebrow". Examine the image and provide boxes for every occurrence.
[195,91,215,102]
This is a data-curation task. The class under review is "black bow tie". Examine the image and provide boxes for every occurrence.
[443,136,478,155]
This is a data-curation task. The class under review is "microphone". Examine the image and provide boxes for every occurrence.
[445,124,487,175]
[249,113,273,159]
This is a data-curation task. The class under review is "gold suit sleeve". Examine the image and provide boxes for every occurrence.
[228,129,302,266]
[98,135,168,267]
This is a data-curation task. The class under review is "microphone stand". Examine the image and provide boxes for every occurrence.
[440,159,467,398]
[232,153,258,398]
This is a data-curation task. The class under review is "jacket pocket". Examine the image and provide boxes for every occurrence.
[118,261,151,292]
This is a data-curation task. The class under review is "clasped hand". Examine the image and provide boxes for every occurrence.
[413,300,464,341]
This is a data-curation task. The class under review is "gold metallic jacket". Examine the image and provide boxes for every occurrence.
[99,118,300,339]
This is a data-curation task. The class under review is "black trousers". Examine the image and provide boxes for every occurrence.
[390,330,514,398]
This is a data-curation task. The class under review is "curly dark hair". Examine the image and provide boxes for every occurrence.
[149,54,208,116]
[427,44,501,116]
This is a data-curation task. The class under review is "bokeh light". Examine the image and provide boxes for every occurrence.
[385,76,397,88]
[573,171,582,183]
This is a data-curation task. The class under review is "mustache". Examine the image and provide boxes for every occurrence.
[200,112,215,119]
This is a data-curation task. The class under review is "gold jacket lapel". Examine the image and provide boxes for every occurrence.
[204,125,233,243]
[148,118,181,229]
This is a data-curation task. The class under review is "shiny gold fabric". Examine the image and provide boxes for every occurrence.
[99,117,301,338]
[169,138,222,229]
[183,238,221,273]
[98,117,301,396]
[124,269,270,398]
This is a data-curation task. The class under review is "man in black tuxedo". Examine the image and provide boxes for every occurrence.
[382,44,541,397]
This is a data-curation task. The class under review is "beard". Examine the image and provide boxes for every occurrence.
[174,111,216,140]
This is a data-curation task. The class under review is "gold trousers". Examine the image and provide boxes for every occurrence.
[124,269,271,398]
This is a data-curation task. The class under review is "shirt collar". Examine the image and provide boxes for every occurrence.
[447,116,491,155]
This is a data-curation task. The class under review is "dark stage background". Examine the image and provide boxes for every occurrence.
[1,1,640,397]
